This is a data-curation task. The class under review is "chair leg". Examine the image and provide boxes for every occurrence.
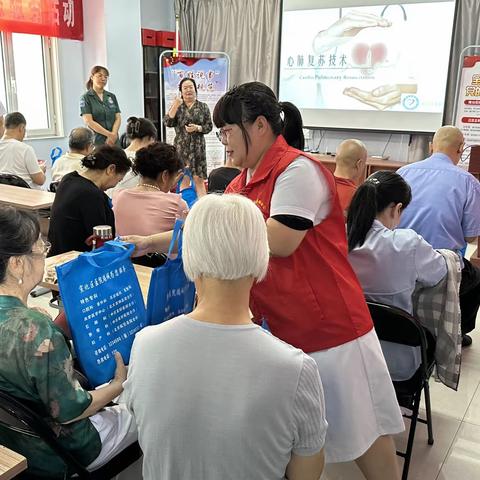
[402,390,421,480]
[423,381,434,445]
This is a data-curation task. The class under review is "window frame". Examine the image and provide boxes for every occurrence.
[1,33,63,139]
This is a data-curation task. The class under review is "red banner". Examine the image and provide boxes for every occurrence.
[0,0,83,41]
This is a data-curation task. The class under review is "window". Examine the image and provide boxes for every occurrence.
[1,33,62,138]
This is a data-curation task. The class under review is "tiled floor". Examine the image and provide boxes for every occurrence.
[28,259,480,480]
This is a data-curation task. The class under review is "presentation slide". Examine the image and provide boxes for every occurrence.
[279,0,456,132]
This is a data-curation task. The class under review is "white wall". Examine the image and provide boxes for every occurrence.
[27,0,145,161]
[141,0,175,31]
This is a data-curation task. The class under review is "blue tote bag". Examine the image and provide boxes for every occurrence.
[176,168,198,208]
[56,240,147,387]
[146,220,196,325]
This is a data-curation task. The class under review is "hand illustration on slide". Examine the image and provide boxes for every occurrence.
[313,11,392,54]
[343,84,418,110]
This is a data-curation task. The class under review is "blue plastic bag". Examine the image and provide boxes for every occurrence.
[146,220,196,325]
[56,240,147,387]
[176,168,198,208]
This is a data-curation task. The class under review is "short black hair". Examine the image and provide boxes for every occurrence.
[179,77,198,94]
[69,127,94,151]
[0,207,40,283]
[126,117,157,140]
[81,144,131,174]
[5,112,26,129]
[133,142,183,179]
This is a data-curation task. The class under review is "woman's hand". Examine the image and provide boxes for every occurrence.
[172,94,183,109]
[120,234,152,255]
[106,132,118,145]
[111,351,127,386]
[185,123,200,134]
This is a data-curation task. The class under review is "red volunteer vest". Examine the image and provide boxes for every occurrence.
[226,136,372,352]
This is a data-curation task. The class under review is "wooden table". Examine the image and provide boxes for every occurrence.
[40,251,153,303]
[0,184,55,210]
[0,446,26,480]
[310,154,405,182]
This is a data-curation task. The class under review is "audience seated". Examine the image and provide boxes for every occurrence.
[397,125,480,347]
[48,145,131,256]
[113,142,187,237]
[347,171,447,380]
[0,207,136,478]
[333,139,367,217]
[0,112,45,189]
[107,116,157,197]
[51,127,94,182]
[207,158,240,193]
[123,194,327,480]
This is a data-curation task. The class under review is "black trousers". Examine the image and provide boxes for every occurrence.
[460,258,480,334]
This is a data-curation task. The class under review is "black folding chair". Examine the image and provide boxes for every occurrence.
[367,301,436,480]
[0,390,141,479]
[0,173,30,188]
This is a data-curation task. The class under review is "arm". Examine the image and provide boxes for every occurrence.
[286,450,325,480]
[65,352,126,423]
[461,177,480,243]
[82,113,114,139]
[121,230,176,256]
[268,158,331,257]
[164,96,182,127]
[267,217,308,257]
[286,356,327,480]
[30,171,46,186]
[81,191,113,240]
[199,103,213,134]
[111,112,121,137]
[25,147,46,186]
[413,234,448,287]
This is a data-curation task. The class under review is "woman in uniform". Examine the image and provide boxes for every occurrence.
[80,65,121,146]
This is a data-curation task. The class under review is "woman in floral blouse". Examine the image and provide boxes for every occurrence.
[164,77,213,195]
[0,207,136,478]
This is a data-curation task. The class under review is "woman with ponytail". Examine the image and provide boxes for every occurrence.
[210,82,404,477]
[348,171,447,380]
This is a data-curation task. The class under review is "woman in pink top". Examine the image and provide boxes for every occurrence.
[113,142,188,265]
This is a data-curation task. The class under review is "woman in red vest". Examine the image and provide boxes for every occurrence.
[214,82,404,478]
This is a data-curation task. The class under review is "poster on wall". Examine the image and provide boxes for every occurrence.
[455,56,480,170]
[161,54,229,173]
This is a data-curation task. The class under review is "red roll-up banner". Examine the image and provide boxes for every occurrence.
[0,0,83,41]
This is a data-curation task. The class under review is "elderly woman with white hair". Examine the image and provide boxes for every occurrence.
[123,194,327,480]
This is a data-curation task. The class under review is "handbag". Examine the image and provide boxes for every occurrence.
[176,168,198,208]
[56,240,147,387]
[146,219,196,325]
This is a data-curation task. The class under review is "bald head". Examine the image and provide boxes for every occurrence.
[334,139,368,182]
[432,126,464,164]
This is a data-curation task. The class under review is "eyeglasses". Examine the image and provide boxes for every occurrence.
[30,241,51,257]
[216,127,233,143]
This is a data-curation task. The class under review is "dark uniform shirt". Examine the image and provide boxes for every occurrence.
[80,89,121,145]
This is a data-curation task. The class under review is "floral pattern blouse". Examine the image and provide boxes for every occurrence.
[164,100,213,179]
[0,296,101,477]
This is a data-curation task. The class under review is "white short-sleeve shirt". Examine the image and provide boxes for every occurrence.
[0,138,42,188]
[247,156,331,225]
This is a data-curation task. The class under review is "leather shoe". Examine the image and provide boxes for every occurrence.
[462,334,473,347]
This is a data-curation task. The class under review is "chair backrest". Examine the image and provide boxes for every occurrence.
[0,173,30,188]
[0,390,90,478]
[367,301,436,371]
